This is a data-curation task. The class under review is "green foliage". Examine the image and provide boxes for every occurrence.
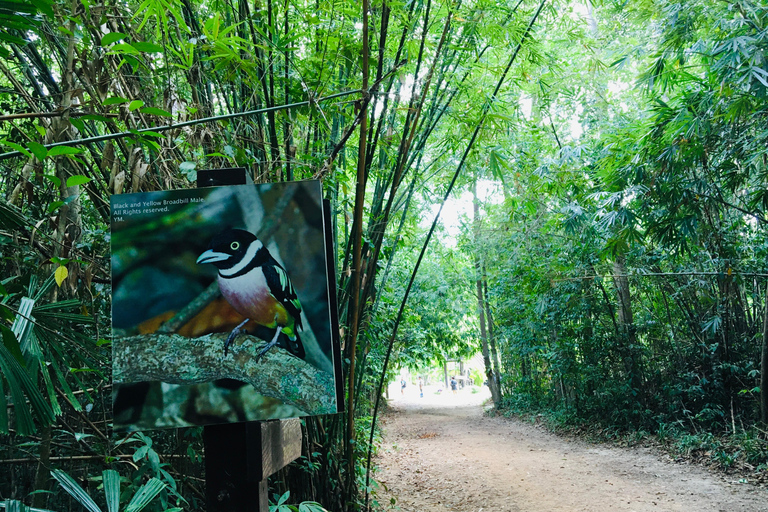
[468,367,484,386]
[0,272,103,435]
[269,491,328,512]
[0,0,53,56]
[0,499,55,512]
[0,0,545,505]
[51,469,167,512]
[472,0,768,477]
[3,0,768,507]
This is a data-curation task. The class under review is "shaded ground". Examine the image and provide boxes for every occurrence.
[374,384,767,511]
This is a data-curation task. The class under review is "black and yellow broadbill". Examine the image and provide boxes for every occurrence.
[196,228,305,360]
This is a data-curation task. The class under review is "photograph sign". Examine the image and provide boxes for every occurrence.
[110,180,341,429]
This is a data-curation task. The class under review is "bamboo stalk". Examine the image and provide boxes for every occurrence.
[361,6,453,312]
[363,1,549,507]
[283,0,292,180]
[345,0,371,492]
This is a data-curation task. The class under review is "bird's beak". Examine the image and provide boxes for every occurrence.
[196,250,230,265]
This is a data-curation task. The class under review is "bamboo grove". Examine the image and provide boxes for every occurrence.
[466,0,768,478]
[1,0,768,509]
[0,0,552,509]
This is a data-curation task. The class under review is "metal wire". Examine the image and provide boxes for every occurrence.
[0,89,361,161]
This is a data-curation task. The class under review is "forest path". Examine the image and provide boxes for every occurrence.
[375,385,767,512]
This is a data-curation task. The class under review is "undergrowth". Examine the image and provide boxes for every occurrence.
[495,396,768,484]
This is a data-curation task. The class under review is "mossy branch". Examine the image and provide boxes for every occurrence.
[113,333,337,415]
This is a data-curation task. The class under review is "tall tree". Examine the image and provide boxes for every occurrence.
[473,179,501,403]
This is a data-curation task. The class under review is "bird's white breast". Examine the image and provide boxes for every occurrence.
[217,267,284,326]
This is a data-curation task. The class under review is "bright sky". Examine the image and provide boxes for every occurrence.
[425,179,502,240]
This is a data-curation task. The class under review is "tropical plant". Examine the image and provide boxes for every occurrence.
[51,469,168,512]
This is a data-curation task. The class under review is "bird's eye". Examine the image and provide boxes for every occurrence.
[230,241,240,251]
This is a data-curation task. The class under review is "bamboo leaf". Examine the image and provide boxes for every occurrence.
[0,325,23,367]
[3,499,28,512]
[100,32,127,46]
[10,298,32,338]
[109,43,140,55]
[47,146,83,157]
[49,359,81,412]
[0,33,28,45]
[79,114,109,123]
[51,469,103,512]
[0,343,37,434]
[0,199,29,229]
[298,503,329,512]
[5,345,55,428]
[139,107,172,117]
[103,96,128,106]
[0,377,8,436]
[69,118,85,133]
[43,175,61,187]
[26,141,47,162]
[124,478,165,512]
[132,41,163,53]
[102,470,121,512]
[32,273,56,301]
[66,175,92,187]
[39,360,62,416]
[0,141,31,159]
[28,0,54,18]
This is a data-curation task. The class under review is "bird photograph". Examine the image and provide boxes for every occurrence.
[196,227,306,361]
[109,180,341,430]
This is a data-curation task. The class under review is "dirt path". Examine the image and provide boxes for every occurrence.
[374,385,767,512]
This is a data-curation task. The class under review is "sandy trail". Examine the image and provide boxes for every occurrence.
[374,384,767,512]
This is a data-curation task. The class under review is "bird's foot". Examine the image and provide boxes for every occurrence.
[254,329,283,363]
[254,340,279,363]
[223,319,250,357]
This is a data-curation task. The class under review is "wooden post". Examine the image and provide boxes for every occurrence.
[204,419,302,511]
[199,168,303,512]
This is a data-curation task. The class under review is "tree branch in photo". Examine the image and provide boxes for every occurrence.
[112,333,337,414]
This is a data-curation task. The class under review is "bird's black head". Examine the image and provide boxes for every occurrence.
[196,228,260,270]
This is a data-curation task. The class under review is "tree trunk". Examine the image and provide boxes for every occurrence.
[473,180,501,404]
[521,352,530,394]
[761,289,768,425]
[612,255,642,397]
[483,274,503,393]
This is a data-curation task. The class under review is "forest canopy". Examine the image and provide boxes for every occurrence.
[0,0,767,510]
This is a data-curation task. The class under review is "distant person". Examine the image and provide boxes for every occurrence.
[418,377,423,398]
[400,378,406,395]
[450,376,457,395]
